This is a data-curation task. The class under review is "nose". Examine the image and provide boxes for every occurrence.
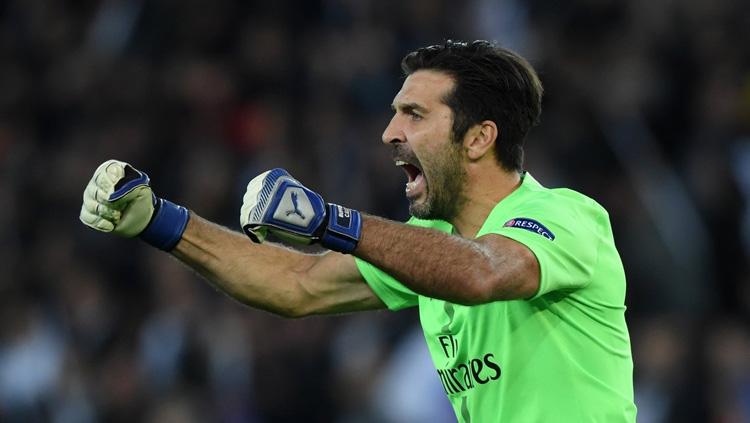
[381,114,405,145]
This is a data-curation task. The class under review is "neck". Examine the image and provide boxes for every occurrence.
[451,166,521,238]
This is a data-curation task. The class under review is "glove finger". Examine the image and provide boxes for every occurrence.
[104,160,126,182]
[83,195,121,221]
[84,180,111,204]
[240,169,279,227]
[97,202,121,221]
[92,160,125,191]
[80,207,115,232]
[86,164,148,210]
[239,199,255,227]
[94,168,112,191]
[93,160,145,202]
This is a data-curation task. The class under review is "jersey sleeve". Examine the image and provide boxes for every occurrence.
[479,195,603,299]
[354,258,419,310]
[354,217,454,310]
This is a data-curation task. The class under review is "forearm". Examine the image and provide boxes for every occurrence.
[354,215,486,304]
[354,215,534,304]
[172,213,316,317]
[80,160,381,316]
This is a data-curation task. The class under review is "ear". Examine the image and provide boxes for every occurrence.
[463,120,498,161]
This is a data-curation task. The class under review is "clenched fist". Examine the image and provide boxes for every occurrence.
[79,159,189,251]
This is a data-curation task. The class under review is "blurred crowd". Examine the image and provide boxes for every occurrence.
[0,0,748,422]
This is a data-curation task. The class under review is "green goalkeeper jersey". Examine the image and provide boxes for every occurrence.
[355,173,636,422]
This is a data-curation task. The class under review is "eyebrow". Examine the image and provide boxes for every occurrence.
[391,102,429,114]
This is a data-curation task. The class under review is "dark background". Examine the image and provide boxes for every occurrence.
[0,0,748,422]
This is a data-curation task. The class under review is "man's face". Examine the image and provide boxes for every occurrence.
[382,70,467,221]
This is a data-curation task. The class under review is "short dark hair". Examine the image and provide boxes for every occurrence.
[401,40,543,172]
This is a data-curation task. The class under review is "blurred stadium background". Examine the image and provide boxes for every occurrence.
[0,0,748,422]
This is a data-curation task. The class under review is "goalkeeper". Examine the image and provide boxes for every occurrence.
[80,40,636,422]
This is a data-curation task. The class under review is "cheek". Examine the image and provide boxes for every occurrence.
[407,117,454,163]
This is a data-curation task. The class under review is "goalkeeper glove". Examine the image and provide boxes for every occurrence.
[79,159,189,251]
[240,168,361,253]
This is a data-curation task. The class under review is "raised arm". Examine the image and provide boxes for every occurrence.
[79,160,384,318]
[355,215,539,304]
[241,168,540,305]
[172,214,384,317]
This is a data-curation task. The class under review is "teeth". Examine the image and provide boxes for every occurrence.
[395,160,407,166]
[405,173,423,193]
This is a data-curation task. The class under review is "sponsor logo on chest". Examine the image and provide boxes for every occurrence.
[434,333,502,395]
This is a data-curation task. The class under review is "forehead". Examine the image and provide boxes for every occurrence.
[393,70,455,108]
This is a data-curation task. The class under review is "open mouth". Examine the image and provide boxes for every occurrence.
[395,160,425,197]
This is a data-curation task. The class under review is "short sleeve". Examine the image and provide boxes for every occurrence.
[355,258,419,310]
[480,197,603,299]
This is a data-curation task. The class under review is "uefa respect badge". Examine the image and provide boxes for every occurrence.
[503,218,555,240]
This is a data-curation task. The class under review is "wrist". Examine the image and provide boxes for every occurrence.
[139,196,190,251]
[319,203,361,254]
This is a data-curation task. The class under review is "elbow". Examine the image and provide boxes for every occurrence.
[271,301,311,319]
[272,279,318,319]
[456,272,512,305]
[452,269,496,306]
[275,307,308,319]
[274,293,314,319]
[459,248,540,304]
[471,282,496,305]
[255,287,313,319]
[233,300,308,319]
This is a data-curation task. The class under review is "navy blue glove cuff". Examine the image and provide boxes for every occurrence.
[320,203,361,254]
[140,197,190,251]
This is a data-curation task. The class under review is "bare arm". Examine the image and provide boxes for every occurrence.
[354,215,540,305]
[172,213,385,317]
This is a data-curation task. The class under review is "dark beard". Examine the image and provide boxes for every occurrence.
[409,143,466,221]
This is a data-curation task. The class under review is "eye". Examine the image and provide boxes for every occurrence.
[408,110,423,121]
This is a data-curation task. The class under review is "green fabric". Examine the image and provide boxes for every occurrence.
[355,173,636,422]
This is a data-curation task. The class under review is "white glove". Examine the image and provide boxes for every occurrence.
[80,159,190,251]
[79,159,155,237]
[239,168,361,253]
